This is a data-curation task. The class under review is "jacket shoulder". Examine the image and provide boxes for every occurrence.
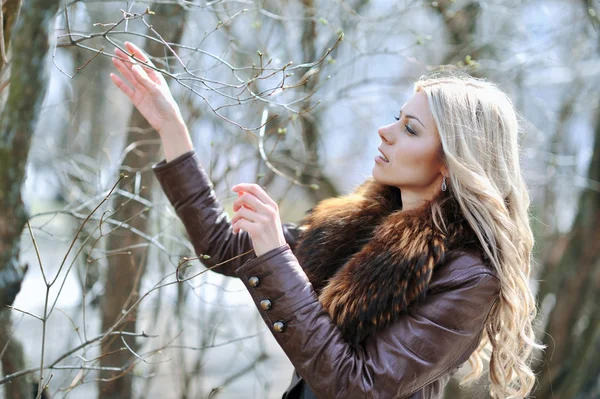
[427,249,500,295]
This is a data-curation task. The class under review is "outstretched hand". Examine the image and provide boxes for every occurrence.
[231,184,287,257]
[109,41,185,135]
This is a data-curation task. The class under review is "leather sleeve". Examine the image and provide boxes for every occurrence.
[152,150,302,277]
[234,244,501,399]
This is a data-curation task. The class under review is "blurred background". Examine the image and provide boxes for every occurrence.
[0,0,598,398]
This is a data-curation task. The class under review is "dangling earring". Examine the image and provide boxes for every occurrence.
[441,175,447,192]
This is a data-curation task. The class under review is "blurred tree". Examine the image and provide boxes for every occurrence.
[530,6,600,397]
[0,2,59,399]
[295,0,340,201]
[71,3,117,304]
[206,0,348,202]
[532,90,600,398]
[434,0,482,63]
[97,4,188,399]
[62,1,114,317]
[0,0,20,74]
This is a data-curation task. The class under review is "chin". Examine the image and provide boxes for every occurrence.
[371,170,395,187]
[371,167,381,182]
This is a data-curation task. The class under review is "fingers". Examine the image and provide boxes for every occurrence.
[111,54,137,87]
[232,218,253,234]
[109,73,135,101]
[231,207,258,233]
[131,64,157,92]
[123,42,164,86]
[113,46,163,88]
[231,184,278,210]
[233,192,267,213]
[125,41,154,66]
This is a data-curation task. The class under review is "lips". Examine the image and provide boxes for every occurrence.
[378,147,390,163]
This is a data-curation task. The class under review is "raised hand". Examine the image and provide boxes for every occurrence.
[110,41,185,136]
[110,41,193,161]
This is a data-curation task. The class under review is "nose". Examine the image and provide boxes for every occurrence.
[378,125,391,144]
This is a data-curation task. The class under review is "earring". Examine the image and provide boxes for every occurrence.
[441,176,447,192]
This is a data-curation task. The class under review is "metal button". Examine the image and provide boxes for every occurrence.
[249,276,259,287]
[273,321,285,333]
[260,299,272,310]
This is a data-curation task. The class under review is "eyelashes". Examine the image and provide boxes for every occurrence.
[394,114,417,135]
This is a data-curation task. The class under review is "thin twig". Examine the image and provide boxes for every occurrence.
[37,283,50,398]
[0,331,156,384]
[34,373,52,399]
[50,174,125,287]
[27,221,48,285]
[6,306,43,322]
[257,108,317,189]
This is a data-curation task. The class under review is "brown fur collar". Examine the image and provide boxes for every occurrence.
[293,177,484,348]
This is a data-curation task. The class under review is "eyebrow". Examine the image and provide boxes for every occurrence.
[399,109,425,129]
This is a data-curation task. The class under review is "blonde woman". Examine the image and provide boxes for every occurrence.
[110,41,545,399]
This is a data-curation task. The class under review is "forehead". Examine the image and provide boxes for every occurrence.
[402,91,436,130]
[402,91,441,140]
[401,91,430,116]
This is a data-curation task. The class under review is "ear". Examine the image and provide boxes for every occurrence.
[440,165,448,177]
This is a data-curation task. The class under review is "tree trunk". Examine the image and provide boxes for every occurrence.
[532,96,600,399]
[0,0,21,73]
[0,1,59,398]
[61,3,114,309]
[434,0,483,66]
[97,5,187,399]
[297,0,339,201]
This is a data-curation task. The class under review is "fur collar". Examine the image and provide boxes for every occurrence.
[293,177,484,348]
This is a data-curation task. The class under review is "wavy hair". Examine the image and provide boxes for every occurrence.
[414,71,546,398]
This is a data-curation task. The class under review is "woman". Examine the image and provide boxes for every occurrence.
[110,41,545,398]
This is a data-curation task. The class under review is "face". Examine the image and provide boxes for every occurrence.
[373,90,447,202]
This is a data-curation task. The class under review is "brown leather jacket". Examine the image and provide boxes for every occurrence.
[153,151,501,399]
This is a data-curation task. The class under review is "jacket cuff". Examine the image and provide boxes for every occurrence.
[235,244,318,336]
[152,150,211,206]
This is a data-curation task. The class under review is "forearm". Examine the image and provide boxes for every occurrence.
[153,151,257,277]
[153,146,304,276]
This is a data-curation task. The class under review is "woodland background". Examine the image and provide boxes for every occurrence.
[0,0,599,398]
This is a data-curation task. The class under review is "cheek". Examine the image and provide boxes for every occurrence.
[393,139,441,175]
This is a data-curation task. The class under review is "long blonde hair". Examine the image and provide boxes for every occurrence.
[414,71,546,398]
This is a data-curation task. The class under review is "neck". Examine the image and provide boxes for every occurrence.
[398,186,442,211]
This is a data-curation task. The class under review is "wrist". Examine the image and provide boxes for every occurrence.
[159,119,194,163]
[158,117,188,138]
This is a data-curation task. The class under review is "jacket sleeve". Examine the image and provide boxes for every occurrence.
[234,244,501,399]
[152,150,303,277]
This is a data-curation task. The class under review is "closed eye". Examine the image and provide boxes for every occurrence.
[394,113,417,136]
[405,124,417,135]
